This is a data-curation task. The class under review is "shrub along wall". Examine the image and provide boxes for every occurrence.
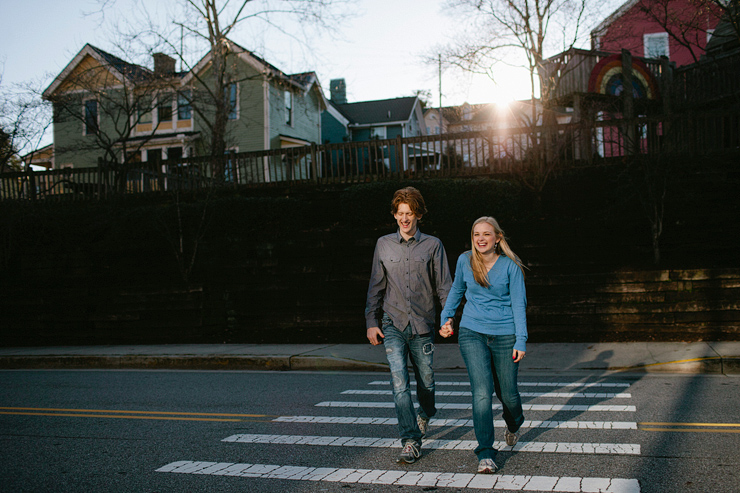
[1,164,738,346]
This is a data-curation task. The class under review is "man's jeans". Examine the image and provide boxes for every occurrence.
[382,314,436,447]
[458,329,524,460]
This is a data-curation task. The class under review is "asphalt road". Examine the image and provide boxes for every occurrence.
[1,369,738,492]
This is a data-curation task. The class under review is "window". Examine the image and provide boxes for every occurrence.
[138,96,152,124]
[177,90,192,120]
[284,90,293,126]
[370,126,386,139]
[84,100,98,135]
[158,93,173,122]
[225,83,238,120]
[644,32,669,58]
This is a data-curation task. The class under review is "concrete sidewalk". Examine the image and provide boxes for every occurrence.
[1,341,739,374]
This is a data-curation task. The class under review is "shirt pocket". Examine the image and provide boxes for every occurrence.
[383,255,402,274]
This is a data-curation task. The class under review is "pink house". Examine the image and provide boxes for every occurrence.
[591,0,723,67]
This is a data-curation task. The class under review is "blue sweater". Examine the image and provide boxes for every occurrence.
[441,252,528,352]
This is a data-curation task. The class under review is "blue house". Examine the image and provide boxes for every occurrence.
[321,79,426,144]
[320,79,426,175]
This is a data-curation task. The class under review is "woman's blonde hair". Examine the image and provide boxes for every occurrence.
[470,216,525,287]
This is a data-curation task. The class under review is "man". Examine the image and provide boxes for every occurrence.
[365,186,452,464]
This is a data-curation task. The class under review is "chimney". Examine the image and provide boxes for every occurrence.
[330,78,347,104]
[153,53,176,76]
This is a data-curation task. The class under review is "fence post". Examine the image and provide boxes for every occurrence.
[97,157,104,200]
[310,143,319,184]
[622,49,637,156]
[27,165,37,201]
[395,134,404,178]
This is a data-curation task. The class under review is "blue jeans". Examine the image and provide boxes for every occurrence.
[458,328,524,460]
[382,314,436,447]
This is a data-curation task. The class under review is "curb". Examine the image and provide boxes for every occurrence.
[0,355,388,372]
[1,355,738,374]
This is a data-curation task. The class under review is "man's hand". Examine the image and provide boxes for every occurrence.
[367,326,384,345]
[439,318,454,338]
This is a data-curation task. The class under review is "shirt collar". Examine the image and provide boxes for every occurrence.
[396,228,422,244]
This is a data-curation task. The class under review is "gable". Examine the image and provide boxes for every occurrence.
[54,54,123,94]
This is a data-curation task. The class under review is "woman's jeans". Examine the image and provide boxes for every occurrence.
[458,328,524,460]
[382,315,436,447]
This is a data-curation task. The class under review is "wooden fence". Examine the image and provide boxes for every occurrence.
[2,111,737,202]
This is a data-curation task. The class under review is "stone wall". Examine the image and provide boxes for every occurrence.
[2,231,738,346]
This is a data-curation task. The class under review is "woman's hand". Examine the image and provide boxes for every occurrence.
[512,349,525,363]
[439,318,455,338]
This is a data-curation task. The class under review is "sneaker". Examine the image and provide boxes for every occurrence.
[417,415,430,437]
[477,458,499,474]
[397,442,421,464]
[505,428,520,447]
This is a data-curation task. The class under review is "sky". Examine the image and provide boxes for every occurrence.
[0,0,534,103]
[0,0,620,148]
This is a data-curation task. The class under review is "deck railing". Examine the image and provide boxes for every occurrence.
[541,48,665,104]
[2,111,737,202]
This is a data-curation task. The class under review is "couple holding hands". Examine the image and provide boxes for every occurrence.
[366,186,527,474]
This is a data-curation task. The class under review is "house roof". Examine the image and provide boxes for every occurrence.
[591,0,641,37]
[87,45,153,82]
[43,44,155,98]
[331,96,418,126]
[705,8,740,55]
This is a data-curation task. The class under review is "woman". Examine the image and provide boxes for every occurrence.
[440,216,527,474]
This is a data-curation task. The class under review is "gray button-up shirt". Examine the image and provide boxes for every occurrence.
[365,229,452,335]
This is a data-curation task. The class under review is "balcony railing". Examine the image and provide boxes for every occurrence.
[2,111,737,202]
[541,48,665,105]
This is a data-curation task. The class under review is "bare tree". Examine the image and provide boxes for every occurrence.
[41,44,181,196]
[104,0,350,159]
[0,76,52,173]
[440,0,597,112]
[437,1,602,207]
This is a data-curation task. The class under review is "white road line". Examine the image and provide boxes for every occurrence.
[273,415,638,430]
[157,460,641,491]
[343,390,632,399]
[316,401,637,412]
[369,381,632,389]
[221,434,641,455]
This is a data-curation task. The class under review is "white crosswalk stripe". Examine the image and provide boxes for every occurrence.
[316,401,637,412]
[274,415,638,429]
[156,460,641,492]
[222,433,641,455]
[342,389,632,399]
[369,380,632,388]
[154,376,642,491]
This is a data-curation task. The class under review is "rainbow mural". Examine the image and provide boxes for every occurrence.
[587,54,660,99]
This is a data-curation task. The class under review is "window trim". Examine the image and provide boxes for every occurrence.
[157,92,174,123]
[284,89,293,126]
[83,98,99,136]
[227,82,239,120]
[643,32,669,59]
[177,89,192,121]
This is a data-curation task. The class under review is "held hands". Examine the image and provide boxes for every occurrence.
[512,349,526,363]
[439,318,455,338]
[367,326,384,345]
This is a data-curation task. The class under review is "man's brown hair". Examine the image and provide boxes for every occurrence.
[391,186,428,217]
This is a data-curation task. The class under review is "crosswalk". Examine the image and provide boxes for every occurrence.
[156,374,643,492]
